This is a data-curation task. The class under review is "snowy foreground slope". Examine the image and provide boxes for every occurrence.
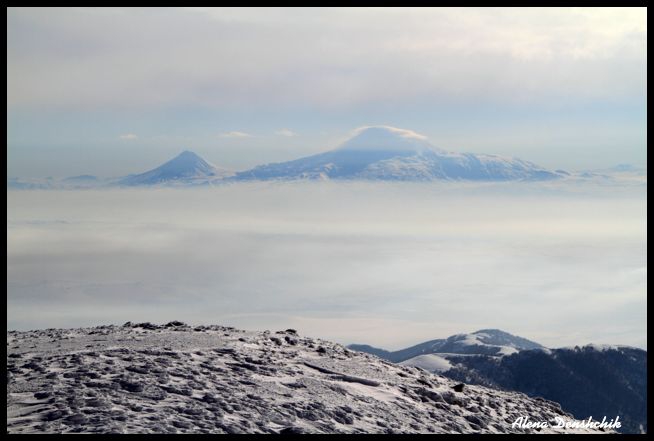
[7,323,612,434]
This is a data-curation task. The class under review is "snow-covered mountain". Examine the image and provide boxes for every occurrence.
[118,151,233,186]
[6,323,609,434]
[349,329,543,363]
[234,126,562,181]
[349,330,647,433]
[7,130,645,188]
[429,329,544,357]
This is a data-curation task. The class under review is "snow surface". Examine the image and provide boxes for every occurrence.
[7,323,612,434]
[400,354,453,373]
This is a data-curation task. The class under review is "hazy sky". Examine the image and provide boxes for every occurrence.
[7,181,647,349]
[7,7,647,178]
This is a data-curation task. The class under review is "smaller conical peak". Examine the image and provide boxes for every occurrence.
[157,150,217,175]
[165,151,213,168]
[118,149,235,185]
[175,150,202,160]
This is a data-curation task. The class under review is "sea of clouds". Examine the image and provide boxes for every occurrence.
[7,180,646,349]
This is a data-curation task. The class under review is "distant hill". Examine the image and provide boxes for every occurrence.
[348,330,647,433]
[349,329,542,363]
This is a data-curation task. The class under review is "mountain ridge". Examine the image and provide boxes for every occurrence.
[348,329,647,433]
[7,125,648,188]
[348,329,543,363]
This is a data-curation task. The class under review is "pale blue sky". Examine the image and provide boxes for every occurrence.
[7,7,647,178]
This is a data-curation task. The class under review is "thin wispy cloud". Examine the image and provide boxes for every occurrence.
[119,133,138,140]
[275,129,298,137]
[352,126,426,140]
[220,131,252,138]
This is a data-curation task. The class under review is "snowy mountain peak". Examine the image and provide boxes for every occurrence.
[349,329,545,363]
[469,329,544,350]
[338,126,437,154]
[234,126,563,181]
[161,150,216,173]
[175,150,204,160]
[430,330,544,357]
[119,151,233,186]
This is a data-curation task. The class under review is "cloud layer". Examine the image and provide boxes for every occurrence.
[7,181,646,350]
[7,8,646,111]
